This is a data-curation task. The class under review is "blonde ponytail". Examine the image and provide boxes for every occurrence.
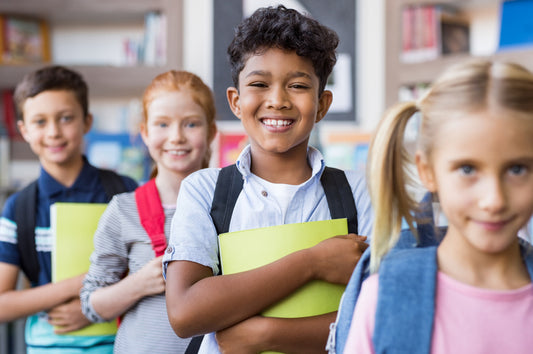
[368,101,420,272]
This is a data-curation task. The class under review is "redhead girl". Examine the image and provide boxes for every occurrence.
[80,71,217,353]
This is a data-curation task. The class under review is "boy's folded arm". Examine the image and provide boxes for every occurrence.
[165,235,366,338]
[166,248,316,338]
[216,312,337,354]
[0,262,83,323]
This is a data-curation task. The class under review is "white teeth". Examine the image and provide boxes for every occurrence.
[263,119,292,126]
[168,150,187,155]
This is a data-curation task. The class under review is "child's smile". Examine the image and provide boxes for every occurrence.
[227,48,331,157]
[419,111,533,256]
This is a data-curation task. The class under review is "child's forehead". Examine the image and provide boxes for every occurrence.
[22,89,83,112]
[240,48,316,76]
[430,112,533,157]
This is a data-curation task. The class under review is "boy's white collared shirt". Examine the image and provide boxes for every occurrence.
[163,144,373,353]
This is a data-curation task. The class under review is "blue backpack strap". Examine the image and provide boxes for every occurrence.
[321,167,358,234]
[14,180,40,284]
[332,192,440,353]
[330,247,371,353]
[373,247,438,354]
[520,238,533,279]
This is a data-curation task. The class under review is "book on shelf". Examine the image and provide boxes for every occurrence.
[51,202,118,336]
[143,11,167,66]
[1,90,21,141]
[498,0,533,51]
[0,14,50,64]
[401,5,469,63]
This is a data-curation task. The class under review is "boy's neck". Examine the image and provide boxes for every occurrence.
[250,145,312,185]
[41,155,85,188]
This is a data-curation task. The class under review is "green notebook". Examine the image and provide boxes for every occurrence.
[219,218,348,317]
[50,202,118,336]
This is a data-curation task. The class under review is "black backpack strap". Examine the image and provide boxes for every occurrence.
[320,167,358,234]
[97,168,128,201]
[15,180,40,283]
[210,165,244,235]
[184,335,204,354]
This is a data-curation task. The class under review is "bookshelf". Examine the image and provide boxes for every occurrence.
[0,0,184,190]
[385,0,533,108]
[0,0,183,97]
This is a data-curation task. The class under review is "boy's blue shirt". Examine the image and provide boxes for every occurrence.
[0,156,137,352]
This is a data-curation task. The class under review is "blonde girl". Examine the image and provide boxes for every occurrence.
[345,60,533,353]
[80,71,217,353]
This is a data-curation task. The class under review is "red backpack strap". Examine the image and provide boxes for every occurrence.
[135,179,167,257]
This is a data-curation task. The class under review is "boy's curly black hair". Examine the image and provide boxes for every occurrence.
[227,5,339,94]
[14,65,89,121]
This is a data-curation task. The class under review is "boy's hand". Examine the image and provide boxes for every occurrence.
[133,255,165,297]
[216,316,266,354]
[309,234,368,285]
[48,298,91,334]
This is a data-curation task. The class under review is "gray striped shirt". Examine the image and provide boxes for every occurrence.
[81,191,191,353]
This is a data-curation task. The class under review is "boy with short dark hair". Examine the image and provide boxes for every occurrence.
[0,65,137,353]
[164,5,372,353]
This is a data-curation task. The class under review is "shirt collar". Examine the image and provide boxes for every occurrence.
[37,156,100,198]
[235,144,326,182]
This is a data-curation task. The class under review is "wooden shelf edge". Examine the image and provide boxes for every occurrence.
[0,65,176,97]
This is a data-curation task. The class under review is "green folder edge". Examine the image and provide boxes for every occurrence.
[219,219,348,353]
[51,202,118,336]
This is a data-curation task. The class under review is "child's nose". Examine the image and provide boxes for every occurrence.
[170,126,186,143]
[267,86,290,110]
[46,121,61,137]
[478,178,507,212]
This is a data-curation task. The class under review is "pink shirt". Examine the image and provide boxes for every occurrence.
[344,272,533,354]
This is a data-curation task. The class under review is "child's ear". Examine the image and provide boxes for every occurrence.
[227,87,242,120]
[83,113,93,134]
[316,90,333,123]
[416,152,437,192]
[17,119,30,143]
[140,122,148,145]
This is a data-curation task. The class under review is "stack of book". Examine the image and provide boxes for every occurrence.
[401,5,469,63]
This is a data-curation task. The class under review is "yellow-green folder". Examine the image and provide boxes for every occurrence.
[219,218,348,318]
[50,202,118,336]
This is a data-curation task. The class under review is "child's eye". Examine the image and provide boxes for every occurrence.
[508,164,527,176]
[290,83,310,89]
[249,82,267,88]
[157,122,168,128]
[459,165,475,175]
[186,122,197,128]
[60,115,73,123]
